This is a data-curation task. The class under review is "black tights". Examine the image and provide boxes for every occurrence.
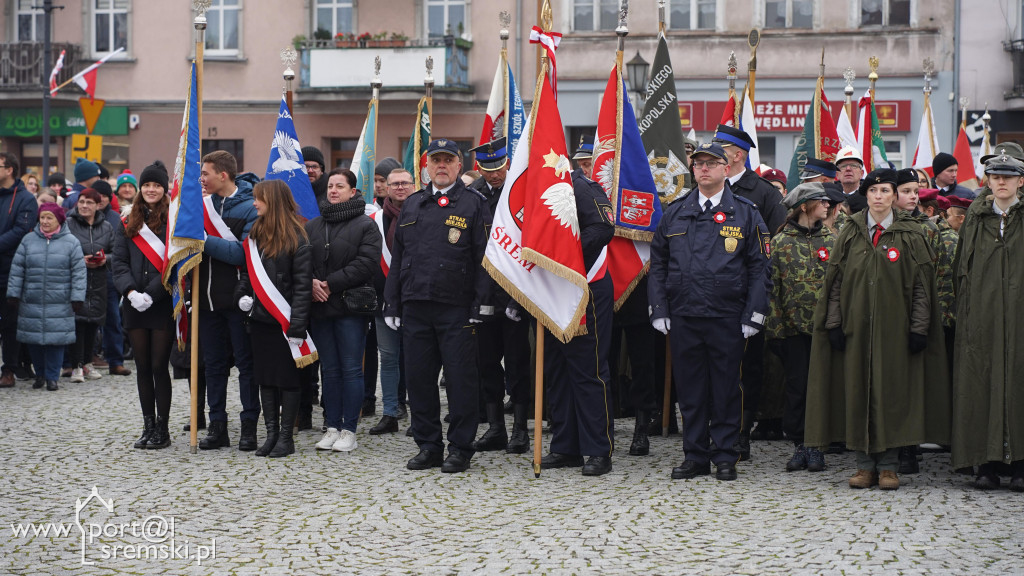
[71,321,98,368]
[131,328,174,420]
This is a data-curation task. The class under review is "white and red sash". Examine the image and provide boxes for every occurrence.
[243,238,318,368]
[370,209,392,276]
[586,246,608,283]
[203,195,239,241]
[133,223,167,276]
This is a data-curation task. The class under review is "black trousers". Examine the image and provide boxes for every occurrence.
[741,331,765,419]
[477,313,531,406]
[402,301,480,456]
[780,334,813,444]
[670,315,745,465]
[545,274,614,457]
[0,298,20,373]
[609,322,659,413]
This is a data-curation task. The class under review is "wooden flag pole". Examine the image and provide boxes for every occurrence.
[661,336,671,436]
[189,0,208,453]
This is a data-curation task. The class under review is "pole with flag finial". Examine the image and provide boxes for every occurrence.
[740,29,760,117]
[959,96,969,127]
[981,104,991,165]
[373,56,381,161]
[189,0,210,453]
[843,67,856,120]
[868,56,879,100]
[282,46,297,115]
[727,52,738,125]
[500,11,511,141]
[923,58,936,161]
[658,0,666,34]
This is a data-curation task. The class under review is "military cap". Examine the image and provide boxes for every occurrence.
[425,139,461,158]
[983,153,1024,176]
[857,168,898,195]
[947,196,972,210]
[690,142,729,163]
[470,137,508,171]
[762,168,787,186]
[800,158,838,180]
[712,124,756,151]
[980,142,1024,164]
[896,168,920,186]
[823,182,848,204]
[917,188,939,203]
[783,182,829,209]
[935,194,951,211]
[572,134,595,160]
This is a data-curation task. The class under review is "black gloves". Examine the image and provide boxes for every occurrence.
[908,332,927,354]
[828,327,846,351]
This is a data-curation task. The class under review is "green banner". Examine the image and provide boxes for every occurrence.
[0,106,129,137]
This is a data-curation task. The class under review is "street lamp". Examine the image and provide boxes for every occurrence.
[625,51,649,116]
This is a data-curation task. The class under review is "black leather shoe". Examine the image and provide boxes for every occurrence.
[582,456,612,476]
[629,410,650,456]
[1010,476,1024,492]
[973,472,1000,490]
[397,403,408,419]
[540,452,584,469]
[898,445,920,474]
[407,449,444,470]
[238,419,258,451]
[198,420,230,450]
[369,415,399,435]
[441,452,471,473]
[715,462,738,481]
[32,376,45,389]
[671,460,710,479]
[45,380,58,391]
[182,413,207,432]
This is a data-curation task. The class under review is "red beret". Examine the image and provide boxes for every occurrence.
[935,195,950,211]
[762,168,787,185]
[947,196,972,209]
[917,188,938,203]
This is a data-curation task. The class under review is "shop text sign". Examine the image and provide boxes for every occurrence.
[679,100,910,132]
[0,107,128,138]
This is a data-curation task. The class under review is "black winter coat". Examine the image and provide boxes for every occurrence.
[112,220,171,305]
[305,198,382,318]
[730,169,786,236]
[235,231,314,339]
[66,208,116,324]
[0,180,39,293]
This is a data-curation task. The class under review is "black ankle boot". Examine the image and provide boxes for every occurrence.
[238,419,258,451]
[472,403,508,451]
[629,410,651,456]
[269,388,299,458]
[147,417,171,449]
[735,410,753,461]
[506,403,531,454]
[134,415,156,449]
[898,445,920,474]
[198,420,230,450]
[256,386,280,457]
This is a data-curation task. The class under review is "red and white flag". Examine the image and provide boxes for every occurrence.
[478,63,505,147]
[719,91,738,127]
[482,72,588,343]
[67,47,124,99]
[952,121,979,188]
[911,92,941,177]
[528,27,562,98]
[48,50,66,95]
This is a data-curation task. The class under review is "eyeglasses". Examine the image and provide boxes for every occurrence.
[692,160,726,169]
[388,182,414,188]
[839,165,861,172]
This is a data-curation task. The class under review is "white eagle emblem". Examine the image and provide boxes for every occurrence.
[270,130,304,174]
[540,182,579,238]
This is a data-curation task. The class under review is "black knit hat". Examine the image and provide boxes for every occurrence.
[139,160,169,192]
[301,146,325,171]
[931,152,957,177]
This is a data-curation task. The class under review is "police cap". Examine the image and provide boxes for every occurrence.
[712,124,756,151]
[470,137,508,171]
[572,134,595,160]
[800,158,838,180]
[690,142,729,163]
[425,139,462,158]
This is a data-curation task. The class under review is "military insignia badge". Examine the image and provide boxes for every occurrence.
[817,247,830,261]
[724,237,738,253]
[448,227,461,244]
[886,247,900,262]
[437,196,450,207]
[713,211,726,224]
[761,233,771,257]
[601,205,614,225]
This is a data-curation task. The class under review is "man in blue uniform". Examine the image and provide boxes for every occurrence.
[538,157,616,476]
[467,137,531,453]
[648,142,771,481]
[384,139,493,473]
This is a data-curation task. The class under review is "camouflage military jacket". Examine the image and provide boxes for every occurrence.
[767,220,834,339]
[831,210,850,234]
[934,216,959,326]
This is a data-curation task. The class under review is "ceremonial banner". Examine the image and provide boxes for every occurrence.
[403,96,431,189]
[788,78,842,184]
[352,96,378,202]
[953,122,979,188]
[479,61,525,160]
[720,93,738,127]
[482,73,588,343]
[911,91,941,177]
[836,104,858,150]
[48,50,65,95]
[857,89,888,172]
[639,32,690,206]
[163,62,205,348]
[265,96,320,220]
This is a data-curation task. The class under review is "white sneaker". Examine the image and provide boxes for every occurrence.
[70,367,85,383]
[83,364,102,380]
[332,429,358,452]
[316,428,342,450]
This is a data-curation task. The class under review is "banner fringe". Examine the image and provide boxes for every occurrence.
[482,256,588,343]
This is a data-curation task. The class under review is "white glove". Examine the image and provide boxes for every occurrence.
[238,295,253,312]
[652,318,670,335]
[287,336,305,347]
[141,293,153,307]
[384,316,401,331]
[742,325,760,339]
[128,291,150,312]
[505,306,521,322]
[469,318,482,324]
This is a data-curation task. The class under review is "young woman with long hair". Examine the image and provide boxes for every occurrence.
[112,162,175,449]
[236,180,314,458]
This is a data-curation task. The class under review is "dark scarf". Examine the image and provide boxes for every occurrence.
[318,197,367,223]
[382,197,402,250]
[786,218,823,235]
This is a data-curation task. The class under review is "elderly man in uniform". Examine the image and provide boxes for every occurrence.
[534,145,616,476]
[466,138,532,454]
[649,142,771,481]
[712,124,783,459]
[384,139,493,473]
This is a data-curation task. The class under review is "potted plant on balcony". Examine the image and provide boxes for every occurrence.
[313,27,332,47]
[335,32,357,48]
[390,31,409,47]
[356,32,372,48]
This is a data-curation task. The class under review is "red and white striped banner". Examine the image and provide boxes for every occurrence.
[203,195,239,241]
[370,209,392,276]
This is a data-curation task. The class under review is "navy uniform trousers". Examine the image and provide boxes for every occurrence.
[671,315,746,465]
[544,273,614,457]
[403,300,479,457]
[477,315,531,406]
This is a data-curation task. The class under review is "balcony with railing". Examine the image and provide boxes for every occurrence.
[0,42,82,93]
[298,35,471,97]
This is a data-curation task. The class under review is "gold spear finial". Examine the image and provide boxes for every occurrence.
[868,56,879,81]
[541,0,552,32]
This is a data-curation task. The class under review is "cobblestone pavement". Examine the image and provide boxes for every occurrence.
[2,365,1023,575]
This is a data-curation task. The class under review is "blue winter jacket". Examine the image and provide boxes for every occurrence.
[0,179,40,291]
[8,223,87,345]
[198,172,259,311]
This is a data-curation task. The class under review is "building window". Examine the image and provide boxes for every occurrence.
[205,0,241,55]
[882,137,904,168]
[573,0,618,32]
[93,0,128,55]
[329,138,357,171]
[764,0,813,29]
[202,140,245,172]
[427,0,466,39]
[315,0,353,38]
[16,0,46,42]
[860,0,911,27]
[669,0,717,31]
[757,136,776,168]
